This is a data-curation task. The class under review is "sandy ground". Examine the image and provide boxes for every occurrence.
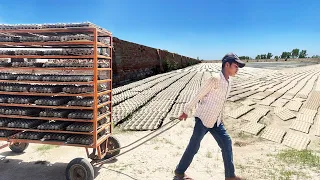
[1,62,320,180]
[1,113,320,180]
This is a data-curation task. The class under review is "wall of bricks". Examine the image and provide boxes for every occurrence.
[112,37,199,86]
[202,58,320,63]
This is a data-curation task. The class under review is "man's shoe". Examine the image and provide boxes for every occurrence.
[225,176,242,180]
[173,172,193,180]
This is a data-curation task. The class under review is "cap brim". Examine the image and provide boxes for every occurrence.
[235,59,245,68]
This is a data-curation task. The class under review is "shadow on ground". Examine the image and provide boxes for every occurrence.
[0,150,137,180]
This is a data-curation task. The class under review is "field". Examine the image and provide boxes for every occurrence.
[1,62,320,180]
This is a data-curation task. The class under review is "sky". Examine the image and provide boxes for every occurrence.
[0,0,319,60]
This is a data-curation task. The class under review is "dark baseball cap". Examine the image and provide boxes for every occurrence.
[222,53,245,68]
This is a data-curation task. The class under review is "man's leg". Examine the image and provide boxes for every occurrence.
[175,117,208,175]
[209,122,235,178]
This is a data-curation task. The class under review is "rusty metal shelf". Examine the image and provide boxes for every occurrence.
[0,112,111,122]
[0,27,111,36]
[0,25,113,155]
[0,41,110,47]
[0,90,112,97]
[0,137,8,141]
[0,114,94,122]
[9,138,94,148]
[96,134,110,146]
[0,127,93,135]
[0,103,91,110]
[0,101,111,110]
[0,91,93,97]
[0,79,111,85]
[0,55,111,59]
[0,67,111,71]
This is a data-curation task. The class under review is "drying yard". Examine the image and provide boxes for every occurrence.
[1,62,320,180]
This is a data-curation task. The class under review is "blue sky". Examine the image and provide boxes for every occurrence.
[0,0,319,60]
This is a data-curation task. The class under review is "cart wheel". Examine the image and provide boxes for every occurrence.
[66,158,94,180]
[104,135,121,159]
[9,142,29,153]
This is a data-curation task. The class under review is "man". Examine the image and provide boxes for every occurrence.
[174,53,245,180]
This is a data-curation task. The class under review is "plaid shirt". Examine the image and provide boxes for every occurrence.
[183,71,231,128]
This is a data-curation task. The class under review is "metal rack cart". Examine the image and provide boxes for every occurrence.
[0,23,120,180]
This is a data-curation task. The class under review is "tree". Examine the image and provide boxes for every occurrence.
[261,54,267,59]
[312,55,320,58]
[281,52,291,59]
[291,48,300,58]
[299,50,307,58]
[267,52,273,59]
[239,56,250,60]
[255,55,261,59]
[274,56,279,61]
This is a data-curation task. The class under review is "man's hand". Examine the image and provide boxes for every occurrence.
[178,112,188,121]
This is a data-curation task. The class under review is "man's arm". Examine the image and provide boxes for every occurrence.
[182,77,216,116]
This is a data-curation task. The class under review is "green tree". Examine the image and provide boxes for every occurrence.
[312,55,320,58]
[239,56,250,60]
[267,52,273,59]
[298,50,307,58]
[255,55,261,59]
[261,54,267,59]
[281,52,291,59]
[291,48,300,58]
[274,56,279,61]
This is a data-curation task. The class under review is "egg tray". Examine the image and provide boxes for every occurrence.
[0,49,94,56]
[0,118,15,127]
[16,132,44,140]
[0,95,9,103]
[42,75,94,82]
[0,84,30,92]
[0,130,18,137]
[66,122,93,132]
[68,111,94,119]
[66,135,93,145]
[67,107,108,119]
[35,97,74,106]
[37,121,72,130]
[0,34,92,43]
[7,119,42,129]
[0,22,109,31]
[8,96,38,104]
[0,73,18,80]
[10,62,44,67]
[0,107,40,116]
[0,62,12,67]
[39,110,71,118]
[30,85,64,93]
[43,62,110,68]
[67,95,110,107]
[62,86,93,94]
[68,98,94,107]
[43,133,71,141]
[16,74,43,81]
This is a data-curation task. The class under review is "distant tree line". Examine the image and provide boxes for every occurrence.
[237,49,319,60]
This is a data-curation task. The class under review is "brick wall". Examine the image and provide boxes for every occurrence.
[202,58,320,63]
[112,37,199,86]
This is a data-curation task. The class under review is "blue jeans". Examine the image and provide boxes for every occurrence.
[175,117,235,178]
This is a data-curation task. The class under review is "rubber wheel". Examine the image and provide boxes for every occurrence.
[66,158,94,180]
[9,142,29,153]
[104,135,121,159]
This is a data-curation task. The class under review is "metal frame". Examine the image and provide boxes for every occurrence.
[0,26,113,160]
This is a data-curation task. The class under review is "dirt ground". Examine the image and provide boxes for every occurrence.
[1,112,320,180]
[1,62,320,180]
